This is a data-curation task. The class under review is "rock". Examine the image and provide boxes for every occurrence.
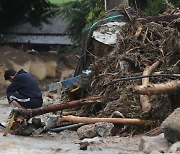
[43,114,59,130]
[79,142,89,150]
[168,141,180,153]
[161,108,180,143]
[111,111,125,118]
[32,117,45,128]
[89,146,102,151]
[8,59,31,73]
[150,150,162,154]
[18,124,34,136]
[81,137,102,144]
[95,122,114,137]
[77,124,97,140]
[30,61,46,80]
[77,122,115,139]
[45,60,57,78]
[139,133,170,153]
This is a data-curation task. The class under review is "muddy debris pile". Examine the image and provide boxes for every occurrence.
[63,5,180,135]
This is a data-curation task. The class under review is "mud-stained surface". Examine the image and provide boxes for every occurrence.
[0,96,144,154]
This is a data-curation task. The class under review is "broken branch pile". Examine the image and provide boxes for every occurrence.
[64,5,180,135]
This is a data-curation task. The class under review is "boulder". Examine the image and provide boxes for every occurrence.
[139,133,170,153]
[168,141,180,153]
[77,122,115,140]
[30,61,46,80]
[77,124,97,140]
[161,108,180,143]
[8,59,31,73]
[95,122,114,137]
[45,60,57,78]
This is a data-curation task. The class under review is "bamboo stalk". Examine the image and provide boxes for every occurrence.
[58,115,154,125]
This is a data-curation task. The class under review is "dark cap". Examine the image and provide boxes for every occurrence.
[4,69,16,80]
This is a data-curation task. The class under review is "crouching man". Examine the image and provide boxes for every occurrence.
[4,69,43,111]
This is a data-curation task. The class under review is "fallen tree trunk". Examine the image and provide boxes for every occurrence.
[132,80,180,95]
[58,115,154,125]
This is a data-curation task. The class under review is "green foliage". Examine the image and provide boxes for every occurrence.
[129,0,148,10]
[54,0,104,44]
[144,0,167,16]
[87,6,104,25]
[0,0,56,29]
[27,0,57,26]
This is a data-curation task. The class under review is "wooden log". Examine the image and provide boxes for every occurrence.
[20,96,101,119]
[133,80,180,95]
[58,115,154,125]
[140,61,160,112]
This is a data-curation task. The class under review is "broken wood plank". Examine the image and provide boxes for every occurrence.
[57,115,154,125]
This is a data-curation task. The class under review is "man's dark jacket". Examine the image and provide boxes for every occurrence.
[6,69,42,99]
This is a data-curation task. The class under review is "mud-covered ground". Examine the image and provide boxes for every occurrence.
[0,95,142,154]
[0,95,172,154]
[0,45,142,154]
